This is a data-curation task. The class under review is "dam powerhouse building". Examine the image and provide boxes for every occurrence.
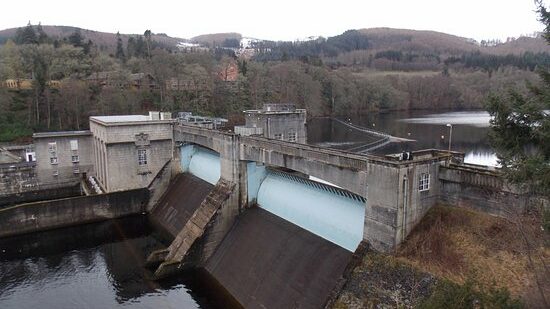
[0,105,526,308]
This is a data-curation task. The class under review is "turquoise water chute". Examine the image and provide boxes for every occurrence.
[256,171,365,252]
[180,144,220,185]
[179,144,366,252]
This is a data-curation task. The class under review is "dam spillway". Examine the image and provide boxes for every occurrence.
[180,144,366,252]
[205,207,352,309]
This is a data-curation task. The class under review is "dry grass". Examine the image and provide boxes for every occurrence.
[397,205,550,308]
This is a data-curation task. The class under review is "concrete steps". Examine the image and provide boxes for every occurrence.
[146,179,235,279]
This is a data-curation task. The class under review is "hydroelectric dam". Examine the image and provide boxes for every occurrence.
[2,117,517,308]
[143,123,452,308]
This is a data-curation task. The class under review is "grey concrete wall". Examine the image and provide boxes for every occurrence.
[0,183,82,207]
[34,133,95,186]
[0,188,148,238]
[439,165,524,218]
[146,159,175,212]
[364,163,400,252]
[0,162,37,197]
[105,140,172,192]
[396,160,442,245]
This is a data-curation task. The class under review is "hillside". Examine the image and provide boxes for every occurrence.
[358,28,480,54]
[0,25,185,51]
[191,32,242,47]
[358,27,549,55]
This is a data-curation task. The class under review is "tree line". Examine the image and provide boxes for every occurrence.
[0,23,544,142]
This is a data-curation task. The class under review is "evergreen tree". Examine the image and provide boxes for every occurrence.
[144,30,152,59]
[486,1,550,198]
[36,22,48,44]
[15,22,38,44]
[115,31,125,62]
[68,29,84,47]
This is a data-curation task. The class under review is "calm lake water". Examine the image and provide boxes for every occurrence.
[308,110,497,166]
[0,216,236,309]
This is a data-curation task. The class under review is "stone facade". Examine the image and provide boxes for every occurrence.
[33,131,95,187]
[89,116,174,192]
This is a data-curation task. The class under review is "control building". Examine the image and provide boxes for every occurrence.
[235,103,307,143]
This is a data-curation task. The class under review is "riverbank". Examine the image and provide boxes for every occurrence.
[332,205,549,308]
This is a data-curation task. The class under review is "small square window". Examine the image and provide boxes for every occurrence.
[50,157,58,164]
[288,132,297,142]
[274,133,283,140]
[48,142,57,153]
[419,173,430,191]
[71,155,79,163]
[137,149,147,166]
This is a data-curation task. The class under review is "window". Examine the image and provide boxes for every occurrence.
[48,142,57,153]
[419,173,430,191]
[48,142,58,165]
[70,140,78,151]
[274,133,283,140]
[137,149,147,166]
[53,170,59,176]
[73,166,80,174]
[71,155,79,163]
[288,132,297,142]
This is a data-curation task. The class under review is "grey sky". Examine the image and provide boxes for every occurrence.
[1,0,546,41]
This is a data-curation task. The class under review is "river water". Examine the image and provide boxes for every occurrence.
[308,110,497,166]
[0,216,236,309]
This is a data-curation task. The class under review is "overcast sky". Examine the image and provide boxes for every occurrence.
[1,0,546,41]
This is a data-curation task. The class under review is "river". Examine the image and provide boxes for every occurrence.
[0,215,237,309]
[308,110,497,166]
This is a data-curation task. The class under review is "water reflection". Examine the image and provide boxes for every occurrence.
[308,110,498,166]
[0,216,234,309]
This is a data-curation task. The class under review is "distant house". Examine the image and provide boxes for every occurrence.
[2,79,32,89]
[2,79,60,90]
[129,73,157,91]
[166,77,210,91]
[85,72,157,90]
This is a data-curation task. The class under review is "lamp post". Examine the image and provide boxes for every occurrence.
[446,123,453,153]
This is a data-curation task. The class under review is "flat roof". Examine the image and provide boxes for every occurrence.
[90,115,175,126]
[91,115,152,123]
[244,109,306,115]
[33,130,92,138]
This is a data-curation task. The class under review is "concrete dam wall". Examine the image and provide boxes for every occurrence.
[0,188,148,238]
[149,173,214,238]
[205,207,352,309]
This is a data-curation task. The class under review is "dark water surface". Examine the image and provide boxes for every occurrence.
[0,216,235,309]
[308,110,497,166]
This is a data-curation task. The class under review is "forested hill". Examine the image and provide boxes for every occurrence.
[1,25,547,56]
[0,23,548,142]
[0,25,185,52]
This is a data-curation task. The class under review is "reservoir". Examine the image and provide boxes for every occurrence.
[308,110,496,166]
